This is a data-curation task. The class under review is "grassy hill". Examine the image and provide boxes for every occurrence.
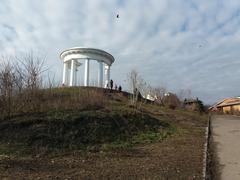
[0,87,173,152]
[0,87,207,179]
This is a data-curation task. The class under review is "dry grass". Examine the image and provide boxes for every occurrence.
[0,98,208,179]
[0,86,108,119]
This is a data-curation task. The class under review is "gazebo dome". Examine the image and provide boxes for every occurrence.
[60,47,115,66]
[60,47,114,87]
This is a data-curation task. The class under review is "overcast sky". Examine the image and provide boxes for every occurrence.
[1,0,240,104]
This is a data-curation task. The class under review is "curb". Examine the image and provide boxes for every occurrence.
[203,115,211,179]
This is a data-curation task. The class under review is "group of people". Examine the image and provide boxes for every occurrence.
[62,79,122,92]
[107,79,122,92]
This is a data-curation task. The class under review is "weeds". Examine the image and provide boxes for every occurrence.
[132,126,176,144]
[101,141,133,151]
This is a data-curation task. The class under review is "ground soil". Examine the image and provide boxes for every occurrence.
[0,106,207,179]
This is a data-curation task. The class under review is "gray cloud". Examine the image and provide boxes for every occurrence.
[0,0,240,104]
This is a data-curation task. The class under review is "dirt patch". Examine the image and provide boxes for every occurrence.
[0,130,204,179]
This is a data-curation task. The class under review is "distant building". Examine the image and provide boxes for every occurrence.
[143,92,180,108]
[144,94,157,101]
[184,99,200,111]
[209,97,240,114]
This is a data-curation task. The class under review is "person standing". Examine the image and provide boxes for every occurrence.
[110,79,113,90]
[118,85,122,92]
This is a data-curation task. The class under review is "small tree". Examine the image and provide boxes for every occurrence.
[127,69,145,106]
[177,89,192,108]
[196,98,205,113]
[16,52,47,113]
[0,62,16,119]
[177,89,192,101]
[153,87,167,106]
[16,52,46,90]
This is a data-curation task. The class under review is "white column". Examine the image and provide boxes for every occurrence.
[98,61,103,87]
[104,64,110,88]
[74,66,78,86]
[75,61,82,86]
[62,62,67,85]
[108,66,111,84]
[84,59,89,86]
[69,60,75,86]
[66,62,70,86]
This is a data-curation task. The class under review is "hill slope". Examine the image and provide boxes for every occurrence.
[0,87,172,151]
[0,87,207,179]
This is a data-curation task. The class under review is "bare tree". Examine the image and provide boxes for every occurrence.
[153,87,167,106]
[177,89,192,101]
[0,61,18,119]
[16,52,46,90]
[127,69,145,106]
[141,83,153,102]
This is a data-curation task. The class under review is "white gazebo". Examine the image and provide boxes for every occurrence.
[60,47,115,87]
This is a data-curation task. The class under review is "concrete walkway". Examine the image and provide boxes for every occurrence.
[212,115,240,180]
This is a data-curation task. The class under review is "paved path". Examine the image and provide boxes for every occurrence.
[212,115,240,180]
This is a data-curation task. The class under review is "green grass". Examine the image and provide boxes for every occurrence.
[100,125,177,151]
[101,141,133,151]
[132,125,177,144]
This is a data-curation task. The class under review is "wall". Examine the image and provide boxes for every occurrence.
[223,106,231,114]
[232,105,240,112]
[222,105,240,114]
